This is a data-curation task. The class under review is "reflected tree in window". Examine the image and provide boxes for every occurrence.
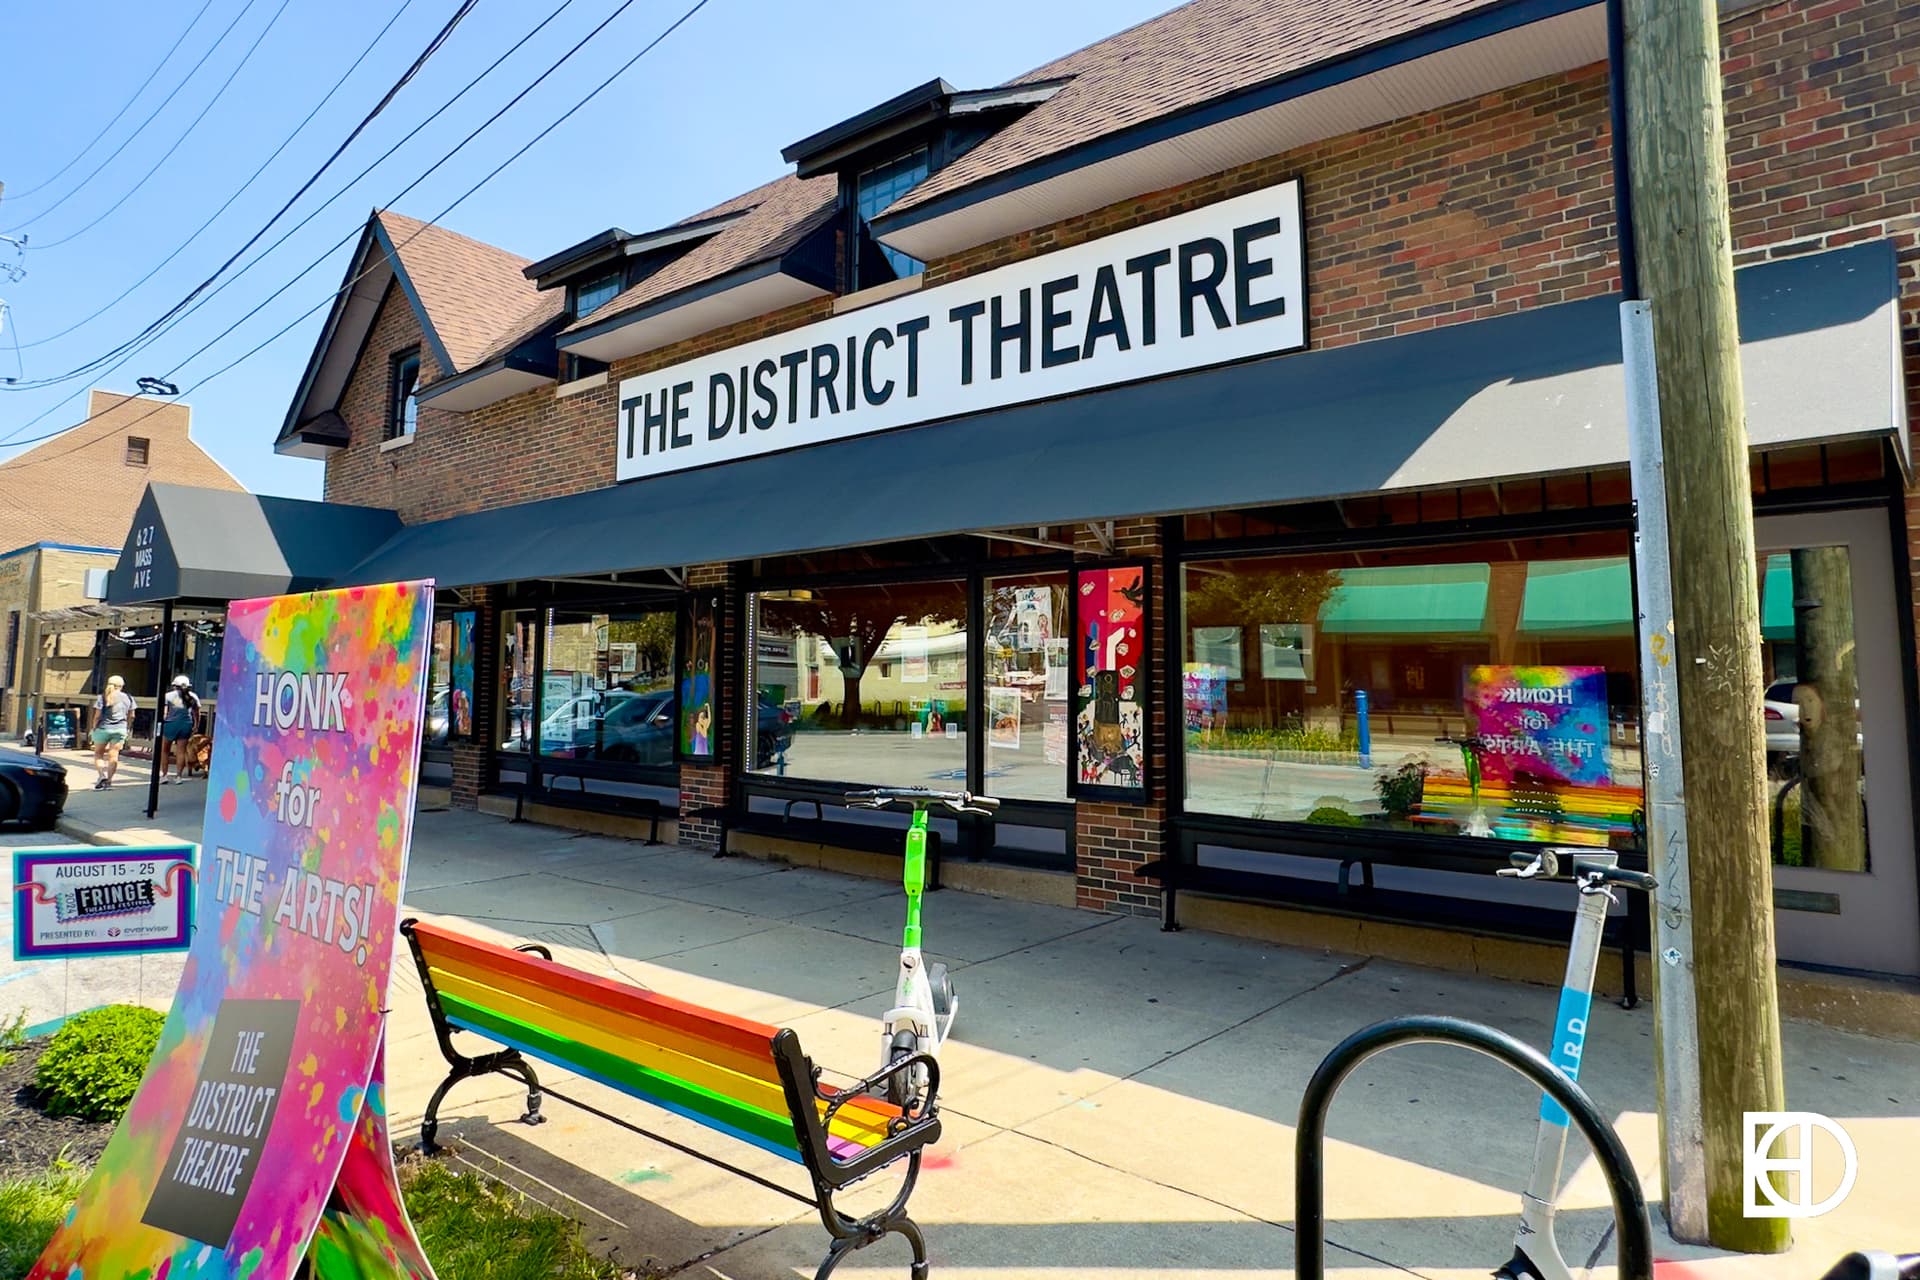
[1790,547,1865,871]
[760,583,965,728]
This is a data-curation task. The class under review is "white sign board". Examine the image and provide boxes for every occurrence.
[11,844,197,960]
[616,179,1306,480]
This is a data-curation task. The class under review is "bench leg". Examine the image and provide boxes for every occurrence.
[419,1048,544,1155]
[814,1214,928,1280]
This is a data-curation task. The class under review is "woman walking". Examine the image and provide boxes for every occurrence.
[90,674,136,790]
[161,674,201,783]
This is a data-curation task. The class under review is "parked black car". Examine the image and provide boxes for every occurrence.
[0,752,69,830]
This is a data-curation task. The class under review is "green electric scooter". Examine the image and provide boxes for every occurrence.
[846,787,999,1105]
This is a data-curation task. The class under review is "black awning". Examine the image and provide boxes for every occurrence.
[108,484,402,605]
[337,238,1905,590]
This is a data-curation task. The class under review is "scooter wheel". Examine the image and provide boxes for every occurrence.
[885,1029,921,1108]
[929,962,954,1021]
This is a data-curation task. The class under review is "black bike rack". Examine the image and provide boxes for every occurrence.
[1295,1014,1655,1280]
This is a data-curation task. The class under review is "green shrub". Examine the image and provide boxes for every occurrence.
[1306,806,1361,827]
[0,1159,88,1278]
[34,1005,165,1123]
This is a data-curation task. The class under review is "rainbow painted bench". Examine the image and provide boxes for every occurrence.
[400,919,942,1280]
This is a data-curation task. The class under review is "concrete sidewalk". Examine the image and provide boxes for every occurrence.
[4,766,1917,1278]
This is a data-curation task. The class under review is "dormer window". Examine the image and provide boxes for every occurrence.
[571,271,623,320]
[855,148,931,281]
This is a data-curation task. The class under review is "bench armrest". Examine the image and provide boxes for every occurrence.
[771,1031,943,1192]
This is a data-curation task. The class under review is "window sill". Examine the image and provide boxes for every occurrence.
[379,433,415,453]
[556,371,607,398]
[832,273,924,316]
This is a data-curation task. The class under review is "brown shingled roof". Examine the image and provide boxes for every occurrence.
[562,174,839,334]
[0,391,244,554]
[376,210,561,372]
[888,0,1503,217]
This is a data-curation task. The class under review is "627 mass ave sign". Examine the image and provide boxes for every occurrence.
[615,179,1306,480]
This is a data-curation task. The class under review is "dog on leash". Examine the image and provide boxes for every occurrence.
[183,734,213,777]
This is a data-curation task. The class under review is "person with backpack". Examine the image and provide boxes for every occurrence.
[160,674,201,784]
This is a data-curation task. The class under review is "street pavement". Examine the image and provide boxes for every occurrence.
[2,745,1916,1278]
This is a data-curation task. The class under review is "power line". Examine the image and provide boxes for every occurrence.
[27,0,299,251]
[0,0,487,397]
[1,0,718,470]
[2,0,224,201]
[18,0,426,350]
[4,0,261,232]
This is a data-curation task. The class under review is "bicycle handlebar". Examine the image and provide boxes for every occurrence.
[845,787,1001,817]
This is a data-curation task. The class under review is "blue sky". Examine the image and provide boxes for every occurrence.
[0,0,1172,496]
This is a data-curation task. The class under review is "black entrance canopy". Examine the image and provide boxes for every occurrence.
[335,238,1905,590]
[108,483,402,606]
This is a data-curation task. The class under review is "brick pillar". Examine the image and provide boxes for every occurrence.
[677,563,736,850]
[1074,519,1169,915]
[449,585,493,809]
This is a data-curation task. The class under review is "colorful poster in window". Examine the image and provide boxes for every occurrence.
[1465,664,1611,787]
[1182,664,1230,746]
[678,592,719,762]
[1044,703,1068,765]
[988,686,1022,750]
[450,609,476,739]
[11,843,197,960]
[27,581,435,1280]
[1071,563,1149,799]
[1013,587,1053,651]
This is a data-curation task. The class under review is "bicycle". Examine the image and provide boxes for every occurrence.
[845,786,1000,1106]
[1493,846,1657,1280]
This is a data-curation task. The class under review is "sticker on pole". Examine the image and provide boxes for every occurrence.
[27,581,438,1280]
[11,843,196,959]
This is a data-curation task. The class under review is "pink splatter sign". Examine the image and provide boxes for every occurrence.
[29,582,437,1280]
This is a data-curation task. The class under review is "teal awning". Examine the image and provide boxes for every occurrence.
[1519,558,1634,635]
[1762,555,1794,641]
[1321,564,1489,635]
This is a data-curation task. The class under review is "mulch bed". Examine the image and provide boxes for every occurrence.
[0,1041,116,1179]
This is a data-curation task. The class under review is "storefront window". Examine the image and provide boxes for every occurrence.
[1762,548,1868,871]
[748,580,970,787]
[984,574,1070,802]
[539,607,677,767]
[499,611,537,756]
[1181,534,1644,848]
[425,617,452,751]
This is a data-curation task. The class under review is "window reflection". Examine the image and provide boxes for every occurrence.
[1181,536,1644,848]
[538,608,677,767]
[499,611,537,756]
[749,581,969,787]
[424,617,452,751]
[1762,548,1868,871]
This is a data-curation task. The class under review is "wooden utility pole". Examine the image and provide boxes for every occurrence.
[1621,0,1788,1252]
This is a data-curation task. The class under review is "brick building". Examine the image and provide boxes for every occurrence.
[271,0,1920,980]
[0,390,243,739]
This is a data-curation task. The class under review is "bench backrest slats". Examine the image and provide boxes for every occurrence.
[426,961,783,1089]
[409,921,905,1158]
[411,923,781,1058]
[439,992,808,1160]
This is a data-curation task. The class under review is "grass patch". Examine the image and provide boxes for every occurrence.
[0,1159,89,1279]
[399,1157,624,1280]
[0,1011,26,1070]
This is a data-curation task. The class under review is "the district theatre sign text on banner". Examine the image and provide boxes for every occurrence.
[615,178,1305,480]
[30,582,438,1280]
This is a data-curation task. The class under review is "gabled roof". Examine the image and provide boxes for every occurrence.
[872,0,1605,257]
[0,390,243,554]
[276,210,560,453]
[884,0,1510,219]
[561,175,838,336]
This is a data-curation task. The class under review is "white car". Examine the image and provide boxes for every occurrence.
[1763,681,1862,760]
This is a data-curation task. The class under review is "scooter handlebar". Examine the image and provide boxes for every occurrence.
[846,787,1000,816]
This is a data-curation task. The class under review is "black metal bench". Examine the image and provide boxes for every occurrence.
[510,778,669,845]
[403,918,944,1279]
[695,801,943,887]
